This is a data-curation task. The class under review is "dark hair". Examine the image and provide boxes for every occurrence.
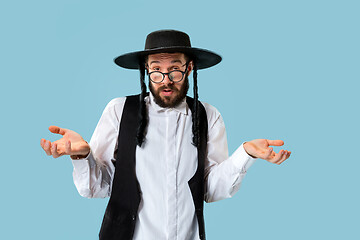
[136,62,148,147]
[191,61,200,147]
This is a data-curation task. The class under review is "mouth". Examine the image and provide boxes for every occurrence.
[161,89,174,96]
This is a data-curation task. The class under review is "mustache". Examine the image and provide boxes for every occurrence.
[157,85,178,91]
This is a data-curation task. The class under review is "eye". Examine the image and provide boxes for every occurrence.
[171,66,180,71]
[152,67,160,71]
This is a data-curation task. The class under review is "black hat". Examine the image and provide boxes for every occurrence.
[114,30,222,70]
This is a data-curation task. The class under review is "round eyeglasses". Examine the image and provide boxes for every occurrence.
[148,63,189,83]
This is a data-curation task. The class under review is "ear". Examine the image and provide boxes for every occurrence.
[187,60,194,75]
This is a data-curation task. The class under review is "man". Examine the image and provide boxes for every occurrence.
[40,30,291,240]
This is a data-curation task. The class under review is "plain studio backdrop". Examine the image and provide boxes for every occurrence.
[1,0,359,239]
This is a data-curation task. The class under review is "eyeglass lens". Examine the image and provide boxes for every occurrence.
[150,71,184,83]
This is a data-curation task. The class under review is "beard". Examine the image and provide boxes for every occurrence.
[149,76,189,108]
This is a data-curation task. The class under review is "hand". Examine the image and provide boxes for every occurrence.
[40,126,90,159]
[243,139,291,165]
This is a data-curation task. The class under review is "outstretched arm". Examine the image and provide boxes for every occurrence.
[40,126,90,159]
[205,139,291,202]
[40,98,126,198]
[203,104,292,203]
[243,139,291,165]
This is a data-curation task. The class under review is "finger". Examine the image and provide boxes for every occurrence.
[43,140,52,156]
[275,150,288,164]
[277,155,288,165]
[40,138,46,148]
[40,139,47,153]
[51,142,61,158]
[49,126,67,136]
[277,151,291,165]
[267,140,284,147]
[269,149,285,163]
[284,151,292,161]
[65,140,72,154]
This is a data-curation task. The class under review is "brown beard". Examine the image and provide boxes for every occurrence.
[149,76,189,108]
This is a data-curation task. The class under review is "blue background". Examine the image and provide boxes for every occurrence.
[1,0,359,239]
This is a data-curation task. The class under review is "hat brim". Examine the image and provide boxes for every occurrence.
[114,46,222,70]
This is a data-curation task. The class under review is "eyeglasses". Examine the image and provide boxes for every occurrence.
[148,62,189,83]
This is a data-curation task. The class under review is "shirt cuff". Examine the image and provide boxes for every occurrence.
[71,149,96,174]
[231,143,257,173]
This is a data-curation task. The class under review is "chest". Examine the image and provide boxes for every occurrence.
[135,110,198,187]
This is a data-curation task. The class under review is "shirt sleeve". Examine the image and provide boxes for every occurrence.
[203,104,256,203]
[71,98,126,198]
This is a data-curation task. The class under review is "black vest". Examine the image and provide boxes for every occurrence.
[99,94,208,240]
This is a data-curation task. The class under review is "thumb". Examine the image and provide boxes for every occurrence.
[267,139,284,146]
[48,125,67,135]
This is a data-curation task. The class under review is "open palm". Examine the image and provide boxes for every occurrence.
[244,139,291,165]
[40,126,90,158]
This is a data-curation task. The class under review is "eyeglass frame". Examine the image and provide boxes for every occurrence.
[146,62,190,83]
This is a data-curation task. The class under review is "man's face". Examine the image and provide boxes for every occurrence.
[147,53,192,108]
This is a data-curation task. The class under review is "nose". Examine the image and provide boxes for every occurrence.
[162,73,173,85]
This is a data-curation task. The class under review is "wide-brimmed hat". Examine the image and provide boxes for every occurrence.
[114,30,222,70]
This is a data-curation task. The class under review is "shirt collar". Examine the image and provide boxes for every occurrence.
[147,92,188,115]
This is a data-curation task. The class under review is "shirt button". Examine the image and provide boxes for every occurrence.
[132,215,136,221]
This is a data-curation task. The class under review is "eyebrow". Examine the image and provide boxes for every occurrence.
[149,59,183,66]
[171,59,183,64]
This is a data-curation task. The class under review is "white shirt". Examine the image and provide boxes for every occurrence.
[72,93,256,240]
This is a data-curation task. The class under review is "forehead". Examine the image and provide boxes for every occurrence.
[147,52,186,65]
